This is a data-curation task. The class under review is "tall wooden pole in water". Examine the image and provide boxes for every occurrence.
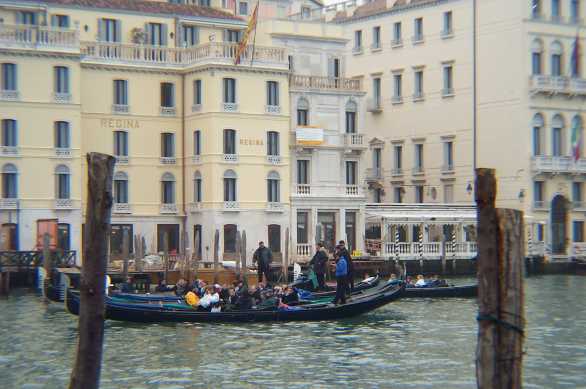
[163,232,169,283]
[69,152,114,389]
[475,168,525,389]
[42,233,51,287]
[121,229,129,279]
[213,229,219,283]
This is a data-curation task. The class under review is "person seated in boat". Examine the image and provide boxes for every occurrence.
[185,291,200,308]
[362,273,376,284]
[235,288,254,310]
[250,285,262,304]
[174,278,188,296]
[389,273,398,282]
[119,277,135,293]
[405,276,414,285]
[426,275,441,287]
[198,286,220,312]
[219,284,231,302]
[415,274,427,287]
[155,279,173,293]
[281,286,299,305]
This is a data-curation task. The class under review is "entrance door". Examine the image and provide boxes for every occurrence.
[551,195,568,255]
[318,212,336,252]
[157,224,179,254]
[1,223,18,250]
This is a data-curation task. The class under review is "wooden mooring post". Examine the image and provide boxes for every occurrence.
[475,168,525,389]
[68,152,115,389]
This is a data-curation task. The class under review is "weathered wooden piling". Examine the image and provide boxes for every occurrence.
[162,232,169,283]
[213,229,219,283]
[69,152,115,389]
[475,168,525,389]
[121,229,130,279]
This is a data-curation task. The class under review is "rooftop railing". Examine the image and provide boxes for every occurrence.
[0,24,78,51]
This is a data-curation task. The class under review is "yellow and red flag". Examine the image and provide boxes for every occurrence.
[234,2,258,65]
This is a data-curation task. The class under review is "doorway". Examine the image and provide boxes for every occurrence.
[551,195,568,255]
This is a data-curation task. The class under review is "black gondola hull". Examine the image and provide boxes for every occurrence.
[404,284,477,298]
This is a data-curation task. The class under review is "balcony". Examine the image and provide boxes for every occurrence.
[160,156,176,165]
[160,203,178,214]
[112,203,131,214]
[391,39,403,48]
[572,201,586,210]
[192,155,201,164]
[411,35,425,44]
[115,155,129,165]
[267,155,281,164]
[0,146,19,156]
[0,90,19,101]
[442,164,455,174]
[366,168,383,181]
[266,202,284,212]
[223,154,238,162]
[290,75,362,92]
[412,166,425,175]
[412,92,425,102]
[352,46,363,55]
[191,104,202,113]
[533,200,547,210]
[440,29,454,39]
[53,92,71,103]
[391,168,403,176]
[160,106,176,116]
[224,201,240,211]
[55,148,71,158]
[370,42,382,52]
[391,95,403,104]
[531,155,586,174]
[442,88,455,97]
[292,184,364,198]
[54,199,73,210]
[296,243,312,258]
[0,198,18,210]
[112,104,130,114]
[80,41,288,70]
[294,184,311,196]
[367,98,382,113]
[0,24,79,52]
[346,185,360,196]
[344,133,365,149]
[189,202,202,213]
[528,75,586,96]
[265,105,281,114]
[222,102,238,112]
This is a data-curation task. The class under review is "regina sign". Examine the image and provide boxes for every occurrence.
[296,127,324,146]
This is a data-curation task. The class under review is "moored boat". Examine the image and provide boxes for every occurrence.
[403,284,477,298]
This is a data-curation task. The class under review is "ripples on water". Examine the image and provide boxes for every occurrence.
[1,276,585,388]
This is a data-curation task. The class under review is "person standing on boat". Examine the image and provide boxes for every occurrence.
[333,250,348,305]
[309,242,328,290]
[253,241,273,285]
[338,240,354,293]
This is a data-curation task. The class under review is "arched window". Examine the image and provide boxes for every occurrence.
[267,171,280,203]
[552,114,565,156]
[55,164,70,199]
[532,113,545,156]
[1,119,17,148]
[194,170,202,202]
[297,97,309,126]
[113,171,128,204]
[571,115,583,159]
[1,163,17,199]
[531,39,543,75]
[345,99,358,134]
[223,169,237,202]
[550,41,563,77]
[161,172,175,204]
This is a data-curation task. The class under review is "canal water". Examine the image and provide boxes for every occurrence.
[0,275,585,389]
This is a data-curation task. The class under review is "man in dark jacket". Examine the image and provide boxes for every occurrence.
[253,241,272,284]
[309,242,328,290]
[338,240,354,293]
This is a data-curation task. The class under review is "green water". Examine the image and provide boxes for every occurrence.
[0,275,585,388]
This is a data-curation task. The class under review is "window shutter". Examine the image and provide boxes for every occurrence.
[194,27,200,44]
[161,24,168,46]
[98,19,104,41]
[50,15,57,27]
[114,20,121,42]
[144,23,151,44]
[170,134,175,157]
[16,11,23,25]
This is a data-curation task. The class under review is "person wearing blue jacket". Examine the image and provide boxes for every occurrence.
[333,251,348,305]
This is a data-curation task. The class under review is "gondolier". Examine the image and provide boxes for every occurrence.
[309,242,328,290]
[253,241,272,284]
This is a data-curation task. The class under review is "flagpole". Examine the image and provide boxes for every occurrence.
[250,0,260,67]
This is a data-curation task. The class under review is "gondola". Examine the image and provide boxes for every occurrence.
[64,282,404,323]
[294,274,381,299]
[403,283,477,298]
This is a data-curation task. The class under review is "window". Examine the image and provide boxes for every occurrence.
[571,0,580,22]
[114,131,128,157]
[223,78,236,103]
[534,181,544,205]
[414,17,423,41]
[267,131,279,156]
[266,81,279,106]
[224,224,237,253]
[297,160,309,184]
[57,223,70,251]
[354,30,362,51]
[532,114,544,156]
[393,22,402,44]
[17,11,37,25]
[1,63,17,91]
[239,1,248,15]
[161,173,175,204]
[552,114,564,156]
[194,224,203,260]
[301,6,311,19]
[199,0,211,6]
[443,11,453,35]
[267,171,280,202]
[54,121,70,149]
[1,164,17,199]
[194,171,202,202]
[297,98,309,125]
[55,165,70,199]
[160,83,175,108]
[572,115,583,158]
[181,25,199,47]
[288,55,295,71]
[443,64,453,95]
[161,133,175,158]
[531,39,543,75]
[373,148,382,169]
[551,0,561,20]
[98,18,121,42]
[1,119,17,147]
[297,211,309,244]
[113,171,128,204]
[532,0,541,18]
[54,66,69,94]
[146,23,167,46]
[394,187,403,203]
[374,188,383,203]
[573,182,583,206]
[194,130,201,156]
[414,69,424,98]
[51,14,70,28]
[372,26,381,48]
[573,221,584,242]
[415,143,424,171]
[393,144,403,172]
[373,77,381,106]
[225,29,240,43]
[224,129,236,154]
[443,141,454,171]
[113,80,128,106]
[328,57,340,79]
[415,185,424,203]
[444,184,454,203]
[393,73,402,100]
[223,170,237,201]
[193,79,202,105]
[551,41,563,76]
[268,224,281,253]
[157,224,179,253]
[536,224,544,241]
[345,100,357,133]
[110,225,133,255]
[346,161,357,185]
